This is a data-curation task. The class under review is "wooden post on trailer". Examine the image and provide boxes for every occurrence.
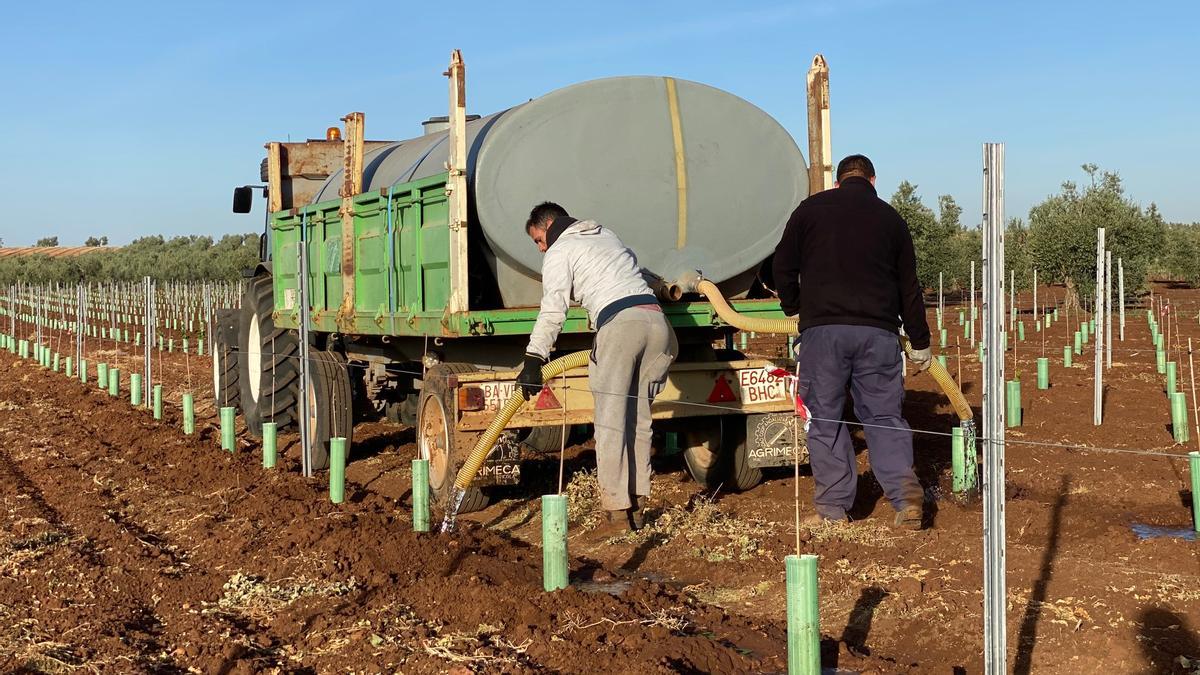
[337,112,365,330]
[266,142,284,214]
[806,54,833,195]
[445,49,471,314]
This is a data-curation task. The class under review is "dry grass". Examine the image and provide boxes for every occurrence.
[806,519,907,548]
[0,617,90,673]
[686,580,774,607]
[563,469,602,531]
[209,572,360,622]
[834,558,928,586]
[555,605,691,635]
[610,494,770,562]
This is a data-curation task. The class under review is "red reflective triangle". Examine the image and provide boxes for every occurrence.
[707,374,738,403]
[535,385,562,409]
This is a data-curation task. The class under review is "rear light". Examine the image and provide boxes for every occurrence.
[458,386,485,411]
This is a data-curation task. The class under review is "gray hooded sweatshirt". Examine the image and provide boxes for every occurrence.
[525,219,656,360]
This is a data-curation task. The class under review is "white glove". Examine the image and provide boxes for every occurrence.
[908,346,932,371]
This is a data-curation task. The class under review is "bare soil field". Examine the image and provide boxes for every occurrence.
[3,284,1199,673]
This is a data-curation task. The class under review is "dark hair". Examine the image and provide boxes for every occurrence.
[836,154,875,183]
[526,201,569,232]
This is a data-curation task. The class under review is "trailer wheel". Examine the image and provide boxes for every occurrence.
[518,425,566,456]
[211,308,241,409]
[682,417,762,491]
[418,363,489,514]
[238,274,300,438]
[301,348,354,472]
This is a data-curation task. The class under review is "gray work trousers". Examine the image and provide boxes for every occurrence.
[589,307,678,510]
[796,324,924,519]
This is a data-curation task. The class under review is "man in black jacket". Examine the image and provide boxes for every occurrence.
[773,154,931,530]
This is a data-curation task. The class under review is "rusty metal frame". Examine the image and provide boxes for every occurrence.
[806,54,832,194]
[453,359,794,432]
[444,49,470,315]
[337,112,366,329]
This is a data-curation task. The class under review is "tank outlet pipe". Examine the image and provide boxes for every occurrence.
[441,350,591,532]
[694,279,974,425]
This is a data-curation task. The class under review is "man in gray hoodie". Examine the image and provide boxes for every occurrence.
[517,202,678,533]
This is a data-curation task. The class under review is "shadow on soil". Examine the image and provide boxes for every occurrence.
[1136,606,1200,674]
[1013,474,1069,675]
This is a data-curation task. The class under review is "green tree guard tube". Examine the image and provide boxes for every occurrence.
[1167,362,1178,395]
[1171,393,1189,444]
[79,358,87,384]
[65,356,72,378]
[53,352,60,372]
[262,422,277,468]
[958,309,965,325]
[542,494,568,591]
[197,338,203,356]
[1081,322,1089,343]
[1074,332,1083,355]
[1037,357,1050,390]
[412,459,430,532]
[1064,345,1073,368]
[786,553,821,675]
[153,385,163,420]
[1189,451,1200,533]
[979,344,985,363]
[1002,332,1008,352]
[972,306,978,320]
[168,338,174,353]
[1157,350,1167,375]
[329,437,347,504]
[220,406,235,451]
[182,394,195,435]
[97,362,108,389]
[134,332,140,346]
[940,328,948,347]
[130,373,142,406]
[1018,321,1025,342]
[108,368,119,397]
[158,334,164,350]
[1006,380,1021,428]
[936,354,947,369]
[1090,319,1095,333]
[936,313,943,330]
[182,338,188,354]
[951,426,966,493]
[1156,333,1164,350]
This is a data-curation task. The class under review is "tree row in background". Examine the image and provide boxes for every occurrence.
[0,234,259,286]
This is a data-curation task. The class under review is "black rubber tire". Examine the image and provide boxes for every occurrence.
[302,349,355,472]
[682,417,763,492]
[518,425,566,456]
[418,363,489,514]
[211,308,241,410]
[238,275,300,438]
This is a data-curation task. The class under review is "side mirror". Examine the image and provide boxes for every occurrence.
[232,186,253,213]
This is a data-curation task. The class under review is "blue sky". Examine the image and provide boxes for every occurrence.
[0,0,1196,246]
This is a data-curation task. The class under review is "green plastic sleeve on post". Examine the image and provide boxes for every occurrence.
[108,368,119,397]
[958,309,965,325]
[79,358,87,383]
[951,426,966,493]
[64,356,72,378]
[1157,350,1167,375]
[220,406,235,451]
[168,338,174,353]
[978,344,985,363]
[329,437,347,504]
[198,338,204,356]
[1063,345,1073,368]
[1189,452,1200,533]
[183,338,188,354]
[940,328,948,347]
[1167,362,1178,395]
[52,353,60,372]
[1037,357,1050,390]
[1018,322,1026,341]
[1081,322,1088,343]
[97,362,108,390]
[130,373,142,406]
[936,354,947,369]
[542,494,569,591]
[412,459,430,532]
[1074,332,1083,355]
[786,553,821,675]
[153,385,163,420]
[262,422,278,468]
[1170,393,1189,444]
[182,394,195,435]
[1006,380,1022,428]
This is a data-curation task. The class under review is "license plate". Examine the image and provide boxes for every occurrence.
[746,412,808,468]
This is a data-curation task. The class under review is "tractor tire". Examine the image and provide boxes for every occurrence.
[301,348,355,472]
[211,308,240,410]
[518,425,566,456]
[682,416,763,492]
[418,363,490,515]
[238,274,300,438]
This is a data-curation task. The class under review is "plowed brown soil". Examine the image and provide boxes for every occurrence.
[3,283,1199,673]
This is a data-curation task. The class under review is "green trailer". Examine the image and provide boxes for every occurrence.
[228,51,832,513]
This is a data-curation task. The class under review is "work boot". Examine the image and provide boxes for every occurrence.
[629,496,648,532]
[800,511,849,527]
[592,509,635,539]
[893,503,924,531]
